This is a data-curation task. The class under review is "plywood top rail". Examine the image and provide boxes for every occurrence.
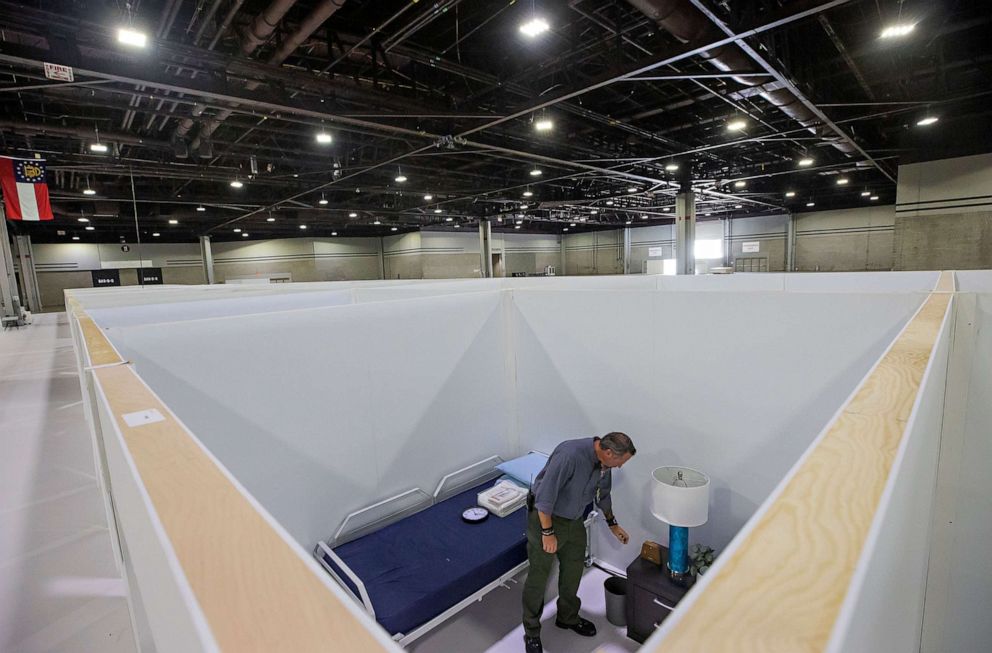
[649,289,952,653]
[77,315,124,367]
[92,362,396,653]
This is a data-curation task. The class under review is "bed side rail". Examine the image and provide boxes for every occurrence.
[314,541,376,619]
[432,455,504,502]
[332,487,431,546]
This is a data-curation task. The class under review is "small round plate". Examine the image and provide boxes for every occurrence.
[462,507,490,523]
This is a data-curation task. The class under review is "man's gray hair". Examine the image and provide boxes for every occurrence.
[600,432,636,456]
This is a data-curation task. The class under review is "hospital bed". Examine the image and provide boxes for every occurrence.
[314,454,597,646]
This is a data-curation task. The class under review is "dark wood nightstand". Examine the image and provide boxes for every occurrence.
[625,548,695,643]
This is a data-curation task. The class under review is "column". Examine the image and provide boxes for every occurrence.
[560,234,567,275]
[199,235,215,284]
[0,207,21,319]
[377,236,386,279]
[478,219,493,278]
[623,226,632,274]
[786,212,797,272]
[675,191,696,275]
[14,235,42,312]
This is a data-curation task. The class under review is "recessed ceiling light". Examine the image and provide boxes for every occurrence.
[299,224,307,229]
[520,17,550,37]
[348,212,358,218]
[267,217,275,222]
[78,217,89,222]
[230,180,244,188]
[196,205,206,211]
[89,143,108,153]
[534,119,553,132]
[726,119,747,132]
[785,191,796,197]
[445,217,454,222]
[806,201,815,207]
[83,188,96,195]
[117,27,148,48]
[233,228,241,233]
[798,158,814,167]
[529,168,543,177]
[168,219,178,224]
[836,178,849,185]
[880,23,915,39]
[315,132,332,144]
[522,190,533,197]
[916,116,939,126]
[665,163,679,172]
[152,232,160,237]
[733,180,746,188]
[85,226,95,231]
[870,195,879,201]
[434,209,443,214]
[424,194,433,200]
[72,236,80,240]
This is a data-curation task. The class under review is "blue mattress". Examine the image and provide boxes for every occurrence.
[322,480,529,636]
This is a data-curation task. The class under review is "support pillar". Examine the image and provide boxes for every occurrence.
[199,235,215,284]
[623,227,632,274]
[478,219,493,278]
[377,237,386,279]
[560,234,567,275]
[675,191,696,275]
[0,207,21,319]
[14,235,41,312]
[786,212,797,272]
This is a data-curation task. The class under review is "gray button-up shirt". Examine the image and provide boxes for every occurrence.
[532,437,613,521]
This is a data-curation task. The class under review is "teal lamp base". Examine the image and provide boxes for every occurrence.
[667,524,692,587]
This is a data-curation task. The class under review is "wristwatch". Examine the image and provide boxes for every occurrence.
[541,526,555,536]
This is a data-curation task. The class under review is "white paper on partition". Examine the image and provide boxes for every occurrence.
[510,289,927,571]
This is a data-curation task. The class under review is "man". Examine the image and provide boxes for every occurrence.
[522,432,636,653]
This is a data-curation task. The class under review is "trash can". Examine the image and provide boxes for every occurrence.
[604,576,627,627]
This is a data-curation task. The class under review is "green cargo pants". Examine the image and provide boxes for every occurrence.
[521,507,587,638]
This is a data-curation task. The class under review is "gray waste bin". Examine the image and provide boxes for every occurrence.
[604,576,627,627]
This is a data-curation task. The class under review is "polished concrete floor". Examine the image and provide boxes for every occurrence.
[0,313,135,653]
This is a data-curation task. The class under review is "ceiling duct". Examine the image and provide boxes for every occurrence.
[625,0,856,154]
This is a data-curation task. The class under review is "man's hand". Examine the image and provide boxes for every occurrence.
[542,534,558,554]
[609,524,629,545]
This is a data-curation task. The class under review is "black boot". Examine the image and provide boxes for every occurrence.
[555,615,597,637]
[524,634,543,652]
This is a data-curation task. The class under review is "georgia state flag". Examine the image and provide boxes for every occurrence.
[0,156,54,221]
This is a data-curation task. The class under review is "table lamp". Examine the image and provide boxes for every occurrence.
[651,466,710,586]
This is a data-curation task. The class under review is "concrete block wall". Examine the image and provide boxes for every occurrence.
[563,230,623,275]
[794,205,895,272]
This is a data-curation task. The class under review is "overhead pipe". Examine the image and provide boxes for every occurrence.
[625,0,856,154]
[185,0,346,154]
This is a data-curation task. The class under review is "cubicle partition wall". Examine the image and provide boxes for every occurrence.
[66,271,973,652]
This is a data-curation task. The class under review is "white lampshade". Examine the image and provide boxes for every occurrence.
[651,466,710,527]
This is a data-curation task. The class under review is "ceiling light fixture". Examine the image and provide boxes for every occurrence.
[836,178,849,185]
[523,190,534,197]
[514,225,522,229]
[590,209,598,214]
[916,116,939,126]
[299,224,307,229]
[626,219,633,225]
[89,143,108,153]
[529,168,543,177]
[315,131,333,144]
[72,236,80,240]
[606,200,614,206]
[394,169,407,183]
[785,191,796,198]
[348,212,358,218]
[373,219,381,225]
[196,205,206,212]
[85,226,95,231]
[665,163,679,172]
[242,233,249,237]
[806,201,815,207]
[454,224,461,229]
[83,188,96,196]
[570,222,577,227]
[861,191,871,197]
[627,186,638,193]
[168,219,178,225]
[734,204,743,209]
[534,118,553,132]
[870,195,879,201]
[424,194,433,200]
[230,179,244,188]
[726,119,747,132]
[563,228,569,232]
[391,227,398,232]
[233,228,241,233]
[152,232,160,237]
[798,157,814,167]
[78,217,89,222]
[434,208,443,214]
[733,180,746,188]
[445,217,454,222]
[331,231,338,236]
[519,17,550,38]
[117,27,148,48]
[880,23,915,39]
[318,195,329,205]
[267,217,276,222]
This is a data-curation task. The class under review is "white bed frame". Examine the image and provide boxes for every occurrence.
[313,453,598,647]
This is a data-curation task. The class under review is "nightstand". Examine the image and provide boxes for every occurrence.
[625,548,695,643]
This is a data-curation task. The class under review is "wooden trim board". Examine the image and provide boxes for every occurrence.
[77,315,124,366]
[649,291,952,653]
[93,363,395,653]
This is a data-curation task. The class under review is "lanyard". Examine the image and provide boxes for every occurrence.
[596,467,605,504]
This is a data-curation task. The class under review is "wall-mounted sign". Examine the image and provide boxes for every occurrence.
[43,63,73,82]
[648,246,665,258]
[140,267,163,285]
[742,241,760,253]
[91,269,120,287]
[121,244,130,253]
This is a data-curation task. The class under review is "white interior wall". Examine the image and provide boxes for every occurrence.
[510,289,927,570]
[102,292,512,549]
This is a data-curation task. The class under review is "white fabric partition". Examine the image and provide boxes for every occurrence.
[87,289,354,327]
[954,269,992,291]
[825,296,952,653]
[511,289,927,570]
[103,291,511,548]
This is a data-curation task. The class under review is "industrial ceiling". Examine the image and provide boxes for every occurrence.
[0,0,989,243]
